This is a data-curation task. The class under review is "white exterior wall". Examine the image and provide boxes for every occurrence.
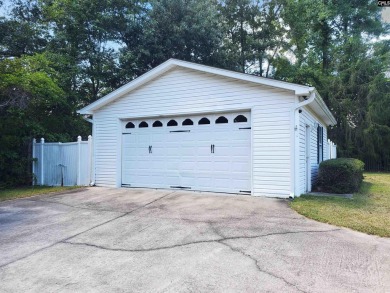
[93,67,296,198]
[297,107,329,195]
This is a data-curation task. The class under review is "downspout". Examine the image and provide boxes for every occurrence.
[291,90,316,197]
[82,115,95,186]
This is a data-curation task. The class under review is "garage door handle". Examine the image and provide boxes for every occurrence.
[148,145,152,154]
[211,144,215,153]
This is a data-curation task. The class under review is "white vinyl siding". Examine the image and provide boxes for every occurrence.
[297,107,328,195]
[93,67,295,198]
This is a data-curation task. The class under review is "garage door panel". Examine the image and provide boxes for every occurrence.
[197,161,213,171]
[149,161,164,170]
[195,148,211,157]
[180,148,195,156]
[122,112,251,193]
[214,178,231,187]
[165,175,181,185]
[151,133,165,140]
[180,174,197,185]
[137,135,150,143]
[232,163,251,172]
[180,161,196,170]
[213,146,231,156]
[213,161,231,171]
[194,177,213,189]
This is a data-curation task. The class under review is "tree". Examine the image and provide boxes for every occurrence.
[34,0,125,104]
[218,0,286,75]
[0,0,389,187]
[0,54,89,186]
[0,0,47,58]
[118,0,224,75]
[274,0,389,170]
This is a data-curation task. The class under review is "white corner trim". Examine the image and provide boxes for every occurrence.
[291,91,316,197]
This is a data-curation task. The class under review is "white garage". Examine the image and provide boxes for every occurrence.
[78,59,336,198]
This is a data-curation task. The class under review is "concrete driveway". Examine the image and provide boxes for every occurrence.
[1,188,390,293]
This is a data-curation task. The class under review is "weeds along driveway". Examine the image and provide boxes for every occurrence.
[0,187,390,293]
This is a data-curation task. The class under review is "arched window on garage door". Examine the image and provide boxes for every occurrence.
[182,119,193,126]
[234,115,247,123]
[167,119,178,126]
[139,121,149,128]
[216,116,228,124]
[153,120,163,127]
[125,122,135,128]
[198,117,210,125]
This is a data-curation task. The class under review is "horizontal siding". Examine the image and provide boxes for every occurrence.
[93,67,295,197]
[297,108,328,195]
[252,103,292,197]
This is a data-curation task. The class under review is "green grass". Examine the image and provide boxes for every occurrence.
[0,186,82,202]
[290,173,390,237]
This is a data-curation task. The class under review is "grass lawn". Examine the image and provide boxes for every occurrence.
[0,186,82,202]
[290,172,390,237]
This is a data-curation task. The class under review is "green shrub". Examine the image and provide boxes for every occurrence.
[317,158,365,194]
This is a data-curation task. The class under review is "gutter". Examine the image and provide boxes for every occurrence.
[82,115,93,124]
[312,93,337,126]
[291,90,316,198]
[294,90,316,109]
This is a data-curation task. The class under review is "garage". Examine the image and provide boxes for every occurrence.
[121,112,251,194]
[78,59,336,197]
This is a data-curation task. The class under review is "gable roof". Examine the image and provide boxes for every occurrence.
[78,58,336,125]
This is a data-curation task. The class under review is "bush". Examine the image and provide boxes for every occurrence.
[317,158,365,194]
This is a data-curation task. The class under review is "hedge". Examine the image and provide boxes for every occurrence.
[317,158,365,194]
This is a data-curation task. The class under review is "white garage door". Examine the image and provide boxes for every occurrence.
[121,112,251,194]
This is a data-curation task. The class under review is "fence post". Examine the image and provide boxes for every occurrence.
[40,138,45,185]
[88,135,93,185]
[59,142,62,186]
[32,138,36,185]
[333,142,335,158]
[77,136,81,186]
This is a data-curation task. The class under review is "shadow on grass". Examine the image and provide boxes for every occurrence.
[291,173,390,237]
[299,181,375,210]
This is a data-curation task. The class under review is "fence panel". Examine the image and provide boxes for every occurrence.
[79,141,91,185]
[32,136,93,186]
[327,139,337,159]
[61,143,79,186]
[44,143,62,186]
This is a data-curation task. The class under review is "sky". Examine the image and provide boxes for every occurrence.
[0,0,12,18]
[382,6,390,23]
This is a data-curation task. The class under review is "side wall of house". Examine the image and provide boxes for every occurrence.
[93,67,297,197]
[297,107,329,195]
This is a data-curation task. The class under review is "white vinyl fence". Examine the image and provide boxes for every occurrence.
[327,139,337,159]
[32,136,94,186]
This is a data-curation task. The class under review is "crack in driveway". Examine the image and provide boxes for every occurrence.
[29,199,129,213]
[0,191,176,269]
[61,228,338,292]
[218,241,308,293]
[61,229,339,252]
